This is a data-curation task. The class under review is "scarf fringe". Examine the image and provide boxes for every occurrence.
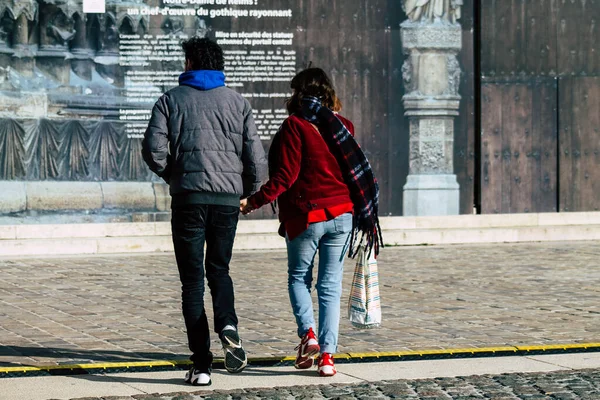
[348,211,384,259]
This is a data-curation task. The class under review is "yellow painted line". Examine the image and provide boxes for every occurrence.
[1,344,600,375]
[439,346,518,354]
[0,366,41,373]
[517,343,600,351]
[0,360,192,374]
[346,346,518,359]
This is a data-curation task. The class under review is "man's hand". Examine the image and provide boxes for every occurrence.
[240,198,254,215]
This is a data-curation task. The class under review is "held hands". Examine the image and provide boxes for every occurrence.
[240,198,254,215]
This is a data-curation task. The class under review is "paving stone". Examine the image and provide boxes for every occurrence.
[98,369,598,400]
[0,242,599,367]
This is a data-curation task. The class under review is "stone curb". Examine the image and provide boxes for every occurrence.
[2,343,600,378]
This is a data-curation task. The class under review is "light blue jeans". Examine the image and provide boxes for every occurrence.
[286,212,352,354]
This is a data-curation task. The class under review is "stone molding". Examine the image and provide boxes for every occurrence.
[402,97,460,116]
[401,22,462,51]
[0,181,165,213]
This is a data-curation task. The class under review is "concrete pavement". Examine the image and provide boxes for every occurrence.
[2,353,600,399]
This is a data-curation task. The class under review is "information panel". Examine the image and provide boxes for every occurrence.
[0,0,404,214]
[117,0,297,142]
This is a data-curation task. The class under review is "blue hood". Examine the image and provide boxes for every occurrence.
[179,70,225,90]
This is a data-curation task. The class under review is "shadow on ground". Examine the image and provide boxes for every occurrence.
[0,345,186,366]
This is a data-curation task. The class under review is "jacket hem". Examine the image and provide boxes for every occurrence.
[171,192,240,208]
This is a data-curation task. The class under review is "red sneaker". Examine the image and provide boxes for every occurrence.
[318,353,336,376]
[294,327,319,369]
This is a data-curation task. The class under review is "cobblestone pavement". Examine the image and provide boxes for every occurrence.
[72,368,600,400]
[1,241,599,367]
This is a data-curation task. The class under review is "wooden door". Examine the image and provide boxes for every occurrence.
[480,80,558,214]
[477,0,599,213]
[559,77,600,212]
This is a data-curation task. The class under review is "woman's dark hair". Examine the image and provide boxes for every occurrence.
[286,68,342,114]
[181,37,224,71]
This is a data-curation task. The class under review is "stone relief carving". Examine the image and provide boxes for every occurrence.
[401,59,415,94]
[403,0,462,24]
[90,121,121,181]
[0,66,7,87]
[42,0,80,21]
[45,10,76,48]
[97,13,118,55]
[120,137,152,181]
[445,55,461,95]
[0,14,13,48]
[196,18,210,38]
[0,119,27,180]
[162,17,184,35]
[117,13,147,35]
[61,120,90,180]
[0,0,38,22]
[0,118,153,182]
[28,119,61,180]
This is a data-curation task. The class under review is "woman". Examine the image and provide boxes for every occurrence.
[240,68,382,377]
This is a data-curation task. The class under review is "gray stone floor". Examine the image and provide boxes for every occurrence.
[69,368,600,399]
[1,241,599,367]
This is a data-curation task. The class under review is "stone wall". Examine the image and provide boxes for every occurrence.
[0,118,152,182]
[0,181,169,213]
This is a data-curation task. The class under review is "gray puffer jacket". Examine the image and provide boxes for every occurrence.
[142,72,267,208]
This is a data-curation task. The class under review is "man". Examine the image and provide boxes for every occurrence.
[142,37,267,386]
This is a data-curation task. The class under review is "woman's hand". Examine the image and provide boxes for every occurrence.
[240,198,254,215]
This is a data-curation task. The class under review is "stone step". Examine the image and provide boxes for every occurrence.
[0,212,599,256]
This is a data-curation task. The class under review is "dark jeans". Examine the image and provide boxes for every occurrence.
[171,204,240,371]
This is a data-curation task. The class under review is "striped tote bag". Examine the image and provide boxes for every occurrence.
[348,246,382,329]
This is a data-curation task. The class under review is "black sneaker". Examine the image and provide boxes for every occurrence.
[184,367,211,386]
[220,325,247,373]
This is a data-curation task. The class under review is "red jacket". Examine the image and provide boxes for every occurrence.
[248,114,353,226]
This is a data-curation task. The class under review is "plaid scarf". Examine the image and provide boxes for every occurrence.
[300,96,383,258]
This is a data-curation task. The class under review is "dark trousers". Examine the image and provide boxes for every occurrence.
[171,204,240,371]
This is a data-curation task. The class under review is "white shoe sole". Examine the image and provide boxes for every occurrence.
[222,335,247,373]
[185,372,212,386]
[318,365,336,376]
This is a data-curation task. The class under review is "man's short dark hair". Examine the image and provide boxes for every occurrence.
[181,37,224,71]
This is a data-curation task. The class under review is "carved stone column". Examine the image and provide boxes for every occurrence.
[401,0,462,216]
[71,11,94,81]
[94,1,147,87]
[13,13,28,43]
[36,1,78,84]
[10,1,38,78]
[71,11,87,53]
[0,12,14,69]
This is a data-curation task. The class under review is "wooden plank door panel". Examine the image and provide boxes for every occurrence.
[557,0,600,76]
[455,0,476,214]
[558,77,600,212]
[481,0,557,78]
[480,80,558,213]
